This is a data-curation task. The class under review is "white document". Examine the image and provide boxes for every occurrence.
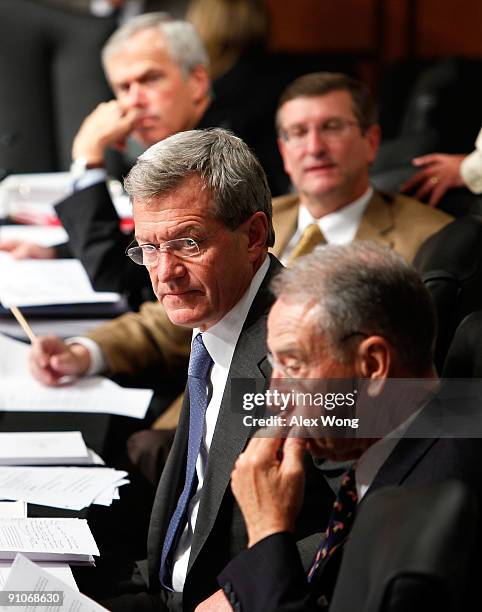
[0,467,129,511]
[0,254,120,307]
[0,560,77,591]
[0,501,27,518]
[0,432,89,465]
[0,334,152,419]
[0,554,106,611]
[0,172,130,221]
[0,173,72,220]
[0,225,68,247]
[0,518,99,563]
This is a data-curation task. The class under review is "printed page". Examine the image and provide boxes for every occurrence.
[0,334,152,419]
[0,555,106,610]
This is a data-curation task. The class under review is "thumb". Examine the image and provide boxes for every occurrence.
[50,351,82,376]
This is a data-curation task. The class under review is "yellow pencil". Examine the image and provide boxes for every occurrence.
[10,305,37,343]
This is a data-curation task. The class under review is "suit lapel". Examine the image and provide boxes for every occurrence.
[187,256,281,571]
[355,192,396,250]
[271,194,299,258]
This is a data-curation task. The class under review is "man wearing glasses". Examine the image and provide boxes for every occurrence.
[271,72,452,265]
[29,128,332,610]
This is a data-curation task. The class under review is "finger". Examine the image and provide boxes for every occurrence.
[281,437,306,471]
[245,435,284,462]
[412,154,442,167]
[428,181,449,207]
[28,350,62,386]
[0,239,18,252]
[400,171,426,193]
[414,179,437,201]
[50,351,82,376]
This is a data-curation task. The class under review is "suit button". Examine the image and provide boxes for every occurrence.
[317,594,329,608]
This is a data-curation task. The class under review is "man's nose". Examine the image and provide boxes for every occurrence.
[304,127,327,155]
[155,252,187,283]
[125,82,147,108]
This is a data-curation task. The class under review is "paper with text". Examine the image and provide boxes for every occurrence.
[0,467,128,511]
[0,554,106,611]
[0,334,152,419]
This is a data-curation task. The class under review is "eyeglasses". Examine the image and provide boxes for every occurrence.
[267,332,368,378]
[125,237,201,267]
[280,118,360,147]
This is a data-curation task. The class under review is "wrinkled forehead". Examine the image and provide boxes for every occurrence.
[267,297,322,350]
[105,28,175,77]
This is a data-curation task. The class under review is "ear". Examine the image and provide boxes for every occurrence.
[187,65,210,105]
[356,335,391,396]
[364,124,381,164]
[243,212,269,262]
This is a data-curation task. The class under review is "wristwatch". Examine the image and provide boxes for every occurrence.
[70,156,104,180]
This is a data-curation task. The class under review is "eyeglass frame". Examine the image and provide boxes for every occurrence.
[267,331,369,378]
[278,117,364,147]
[125,237,202,267]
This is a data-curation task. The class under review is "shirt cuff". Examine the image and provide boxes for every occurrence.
[66,336,108,376]
[460,150,482,194]
[72,168,107,193]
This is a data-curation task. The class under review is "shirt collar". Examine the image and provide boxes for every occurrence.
[355,403,422,501]
[297,186,373,245]
[192,256,270,369]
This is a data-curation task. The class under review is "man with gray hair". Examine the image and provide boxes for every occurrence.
[31,128,331,610]
[209,241,482,611]
[0,13,217,305]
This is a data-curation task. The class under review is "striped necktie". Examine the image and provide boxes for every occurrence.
[307,467,358,582]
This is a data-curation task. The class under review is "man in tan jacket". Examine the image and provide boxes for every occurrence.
[28,73,452,445]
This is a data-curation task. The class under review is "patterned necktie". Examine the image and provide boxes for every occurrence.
[159,333,213,588]
[307,467,358,582]
[288,223,326,264]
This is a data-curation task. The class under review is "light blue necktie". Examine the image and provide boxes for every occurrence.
[159,333,213,589]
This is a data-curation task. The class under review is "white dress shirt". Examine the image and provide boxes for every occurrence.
[281,187,373,264]
[170,256,270,591]
[460,127,482,194]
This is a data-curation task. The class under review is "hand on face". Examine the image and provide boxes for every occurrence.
[29,336,91,386]
[71,100,142,165]
[231,436,306,547]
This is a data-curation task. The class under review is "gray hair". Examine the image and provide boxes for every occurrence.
[101,13,209,77]
[272,242,436,373]
[124,128,275,246]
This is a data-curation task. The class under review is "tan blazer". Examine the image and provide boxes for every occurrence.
[271,190,452,264]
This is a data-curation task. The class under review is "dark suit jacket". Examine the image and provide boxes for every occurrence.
[53,105,231,308]
[111,256,333,611]
[217,409,482,612]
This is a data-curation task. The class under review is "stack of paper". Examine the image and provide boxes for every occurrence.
[0,432,91,465]
[0,518,99,564]
[0,334,153,419]
[0,171,130,223]
[0,555,105,611]
[0,467,128,511]
[0,501,27,518]
[0,253,120,307]
[0,559,78,591]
